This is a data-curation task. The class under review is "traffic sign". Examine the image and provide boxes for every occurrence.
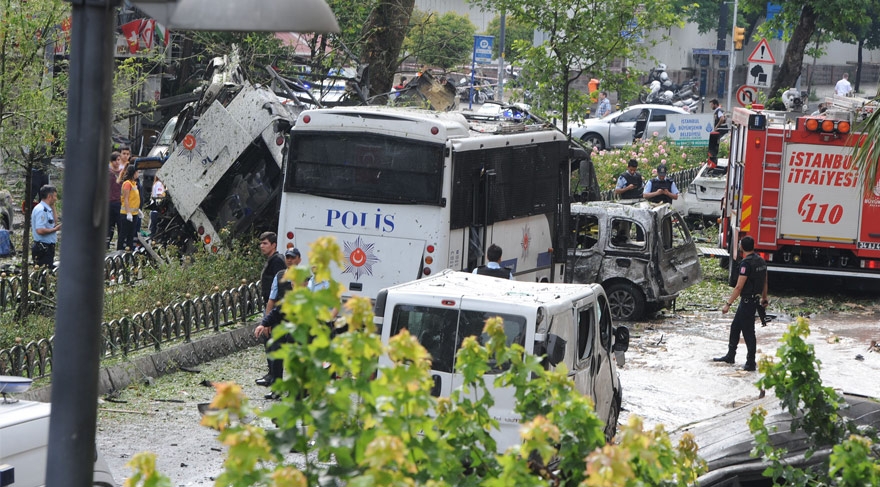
[747,63,772,88]
[736,85,758,107]
[473,35,494,64]
[747,38,776,64]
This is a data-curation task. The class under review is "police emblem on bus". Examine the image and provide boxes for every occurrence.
[176,127,208,163]
[343,236,380,280]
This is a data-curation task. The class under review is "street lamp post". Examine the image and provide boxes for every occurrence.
[46,1,338,484]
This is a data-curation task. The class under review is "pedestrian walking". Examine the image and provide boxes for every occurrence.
[31,185,61,267]
[713,236,768,371]
[835,73,853,97]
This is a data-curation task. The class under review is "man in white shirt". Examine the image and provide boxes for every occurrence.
[835,73,853,97]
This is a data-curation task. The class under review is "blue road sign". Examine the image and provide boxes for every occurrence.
[473,35,494,64]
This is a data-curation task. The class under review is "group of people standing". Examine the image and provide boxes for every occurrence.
[254,232,333,399]
[613,159,680,204]
[107,146,165,251]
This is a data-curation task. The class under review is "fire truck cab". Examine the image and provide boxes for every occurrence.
[719,101,880,283]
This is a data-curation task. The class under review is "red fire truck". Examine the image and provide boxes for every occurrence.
[719,103,880,282]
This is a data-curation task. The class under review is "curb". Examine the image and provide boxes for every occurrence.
[19,322,261,402]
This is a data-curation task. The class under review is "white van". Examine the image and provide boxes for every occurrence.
[373,270,630,448]
[0,377,115,487]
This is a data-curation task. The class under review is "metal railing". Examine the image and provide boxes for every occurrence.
[0,249,156,315]
[0,281,262,379]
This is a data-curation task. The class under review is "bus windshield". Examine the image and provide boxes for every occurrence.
[287,132,445,205]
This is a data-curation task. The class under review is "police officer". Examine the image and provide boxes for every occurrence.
[31,185,61,267]
[713,236,768,371]
[614,159,644,199]
[473,244,513,279]
[642,165,679,204]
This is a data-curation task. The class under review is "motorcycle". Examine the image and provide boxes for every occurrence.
[641,75,700,112]
[782,87,808,112]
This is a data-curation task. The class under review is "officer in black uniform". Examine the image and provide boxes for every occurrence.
[473,244,513,279]
[642,165,678,203]
[614,159,644,199]
[642,165,680,204]
[713,236,769,371]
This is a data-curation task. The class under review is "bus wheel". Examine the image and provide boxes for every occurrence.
[605,282,645,321]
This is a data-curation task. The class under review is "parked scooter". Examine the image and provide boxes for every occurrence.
[782,87,808,112]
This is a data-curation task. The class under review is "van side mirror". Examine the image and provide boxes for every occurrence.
[613,326,630,352]
[545,333,567,367]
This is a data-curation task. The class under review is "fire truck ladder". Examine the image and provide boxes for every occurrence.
[756,128,786,247]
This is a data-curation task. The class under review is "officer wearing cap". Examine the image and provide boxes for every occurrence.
[614,159,644,199]
[254,247,301,389]
[713,236,768,371]
[643,165,679,204]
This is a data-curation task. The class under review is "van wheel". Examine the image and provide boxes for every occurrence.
[605,282,645,321]
[605,392,621,442]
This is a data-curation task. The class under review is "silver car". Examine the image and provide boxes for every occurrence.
[570,104,691,150]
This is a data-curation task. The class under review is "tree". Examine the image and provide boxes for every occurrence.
[0,0,69,320]
[485,15,535,63]
[360,0,416,104]
[739,0,870,96]
[403,10,475,70]
[470,0,681,134]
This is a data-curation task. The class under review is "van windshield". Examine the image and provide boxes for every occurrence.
[389,305,527,373]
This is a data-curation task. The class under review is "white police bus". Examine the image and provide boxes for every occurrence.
[277,105,585,299]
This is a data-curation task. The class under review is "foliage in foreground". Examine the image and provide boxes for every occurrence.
[126,237,705,486]
[749,317,880,486]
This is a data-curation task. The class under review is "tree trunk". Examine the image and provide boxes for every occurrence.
[18,159,34,321]
[855,39,863,93]
[360,0,416,105]
[770,5,816,96]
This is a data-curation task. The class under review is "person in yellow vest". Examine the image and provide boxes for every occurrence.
[118,164,141,251]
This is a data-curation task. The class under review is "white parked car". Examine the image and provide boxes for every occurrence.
[672,158,728,223]
[570,104,691,150]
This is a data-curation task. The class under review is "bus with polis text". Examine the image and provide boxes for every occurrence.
[277,105,592,299]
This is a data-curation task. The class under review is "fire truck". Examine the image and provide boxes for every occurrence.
[719,101,880,283]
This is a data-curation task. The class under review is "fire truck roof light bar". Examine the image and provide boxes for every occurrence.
[804,117,851,135]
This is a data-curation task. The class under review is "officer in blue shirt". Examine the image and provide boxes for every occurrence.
[473,244,514,279]
[643,165,679,204]
[31,185,61,267]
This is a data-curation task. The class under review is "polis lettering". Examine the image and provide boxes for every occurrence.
[326,208,395,232]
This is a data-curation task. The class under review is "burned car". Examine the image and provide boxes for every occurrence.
[565,201,702,321]
[672,158,728,225]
